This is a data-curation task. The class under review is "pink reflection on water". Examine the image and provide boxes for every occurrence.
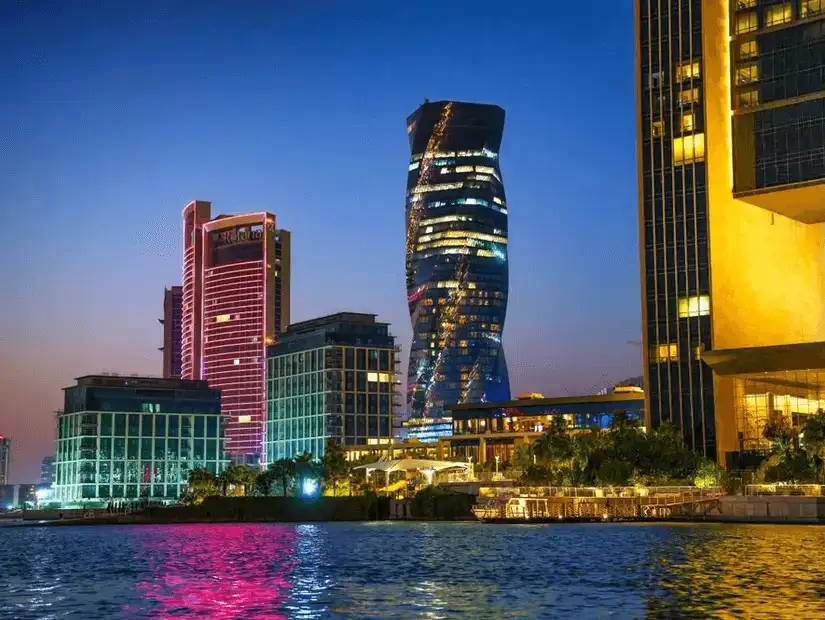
[128,524,297,619]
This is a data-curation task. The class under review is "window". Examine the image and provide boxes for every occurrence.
[740,40,758,59]
[238,415,252,423]
[675,61,700,81]
[652,120,664,137]
[736,11,758,34]
[651,344,678,363]
[737,0,756,6]
[736,63,759,84]
[216,314,231,323]
[694,345,705,361]
[765,3,792,27]
[672,133,705,165]
[739,89,759,108]
[677,88,699,106]
[678,295,711,318]
[681,113,694,133]
[802,0,824,17]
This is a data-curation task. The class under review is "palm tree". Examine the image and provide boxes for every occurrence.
[295,451,316,494]
[269,458,296,497]
[321,439,350,496]
[253,469,277,497]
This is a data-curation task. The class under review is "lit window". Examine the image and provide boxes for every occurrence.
[736,63,759,84]
[694,345,704,361]
[216,314,231,323]
[681,113,694,133]
[735,11,758,34]
[238,415,252,423]
[765,3,792,27]
[802,0,824,18]
[678,295,711,318]
[738,0,757,7]
[475,165,495,174]
[739,89,759,108]
[677,88,699,106]
[233,359,240,365]
[652,120,664,137]
[740,40,758,59]
[672,133,705,165]
[378,373,392,382]
[675,60,700,81]
[651,344,678,363]
[408,162,419,172]
[455,165,474,173]
[367,372,379,382]
[492,196,504,205]
[411,182,464,194]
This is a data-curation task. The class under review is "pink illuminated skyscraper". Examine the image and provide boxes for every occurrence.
[181,201,291,464]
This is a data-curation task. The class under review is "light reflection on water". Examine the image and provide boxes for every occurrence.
[2,522,825,619]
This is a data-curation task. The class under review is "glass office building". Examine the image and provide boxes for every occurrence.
[54,375,226,504]
[636,1,825,464]
[405,100,510,418]
[181,201,291,464]
[265,313,400,462]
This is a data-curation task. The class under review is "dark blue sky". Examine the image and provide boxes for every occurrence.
[0,0,639,481]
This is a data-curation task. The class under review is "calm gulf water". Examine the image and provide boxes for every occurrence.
[2,521,825,619]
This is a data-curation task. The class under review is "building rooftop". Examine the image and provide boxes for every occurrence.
[69,374,212,391]
[283,312,388,335]
[445,391,645,412]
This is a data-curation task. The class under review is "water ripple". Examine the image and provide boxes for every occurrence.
[1,522,824,618]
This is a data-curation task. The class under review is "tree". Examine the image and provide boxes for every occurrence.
[533,416,574,464]
[511,445,535,470]
[295,451,322,495]
[185,467,218,503]
[321,439,350,496]
[253,469,277,497]
[269,458,296,497]
[230,465,259,497]
[801,410,825,481]
[693,459,725,488]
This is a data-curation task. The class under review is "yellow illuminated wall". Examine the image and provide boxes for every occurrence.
[702,0,825,460]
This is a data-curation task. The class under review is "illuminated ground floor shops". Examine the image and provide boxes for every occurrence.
[440,392,645,465]
[343,440,438,463]
[704,342,825,469]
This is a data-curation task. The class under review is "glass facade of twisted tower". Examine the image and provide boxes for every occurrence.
[405,100,510,418]
[636,0,825,465]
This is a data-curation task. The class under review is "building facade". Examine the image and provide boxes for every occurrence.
[442,392,646,464]
[405,100,511,418]
[53,375,226,504]
[265,313,399,462]
[160,286,183,378]
[636,0,825,464]
[0,435,9,485]
[181,201,291,464]
[40,456,54,486]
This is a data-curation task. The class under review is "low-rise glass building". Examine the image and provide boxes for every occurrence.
[440,392,645,464]
[54,375,226,504]
[265,313,400,462]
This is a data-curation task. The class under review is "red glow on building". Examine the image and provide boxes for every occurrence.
[182,202,290,463]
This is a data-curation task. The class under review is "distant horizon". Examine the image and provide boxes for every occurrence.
[0,1,640,482]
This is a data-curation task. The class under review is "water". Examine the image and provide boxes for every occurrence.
[2,521,825,619]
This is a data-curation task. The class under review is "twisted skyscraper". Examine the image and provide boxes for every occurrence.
[405,100,510,418]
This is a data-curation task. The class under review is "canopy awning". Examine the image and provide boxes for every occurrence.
[352,457,470,474]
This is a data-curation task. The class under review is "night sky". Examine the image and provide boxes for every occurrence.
[0,0,639,482]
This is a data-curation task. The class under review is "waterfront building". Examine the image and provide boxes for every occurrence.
[636,1,825,465]
[159,285,183,378]
[53,375,226,504]
[0,484,37,509]
[40,456,54,486]
[440,392,645,464]
[181,200,291,464]
[0,435,9,485]
[344,441,438,464]
[265,313,400,462]
[402,417,454,443]
[405,100,510,418]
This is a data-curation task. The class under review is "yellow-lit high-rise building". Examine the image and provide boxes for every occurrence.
[636,0,825,468]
